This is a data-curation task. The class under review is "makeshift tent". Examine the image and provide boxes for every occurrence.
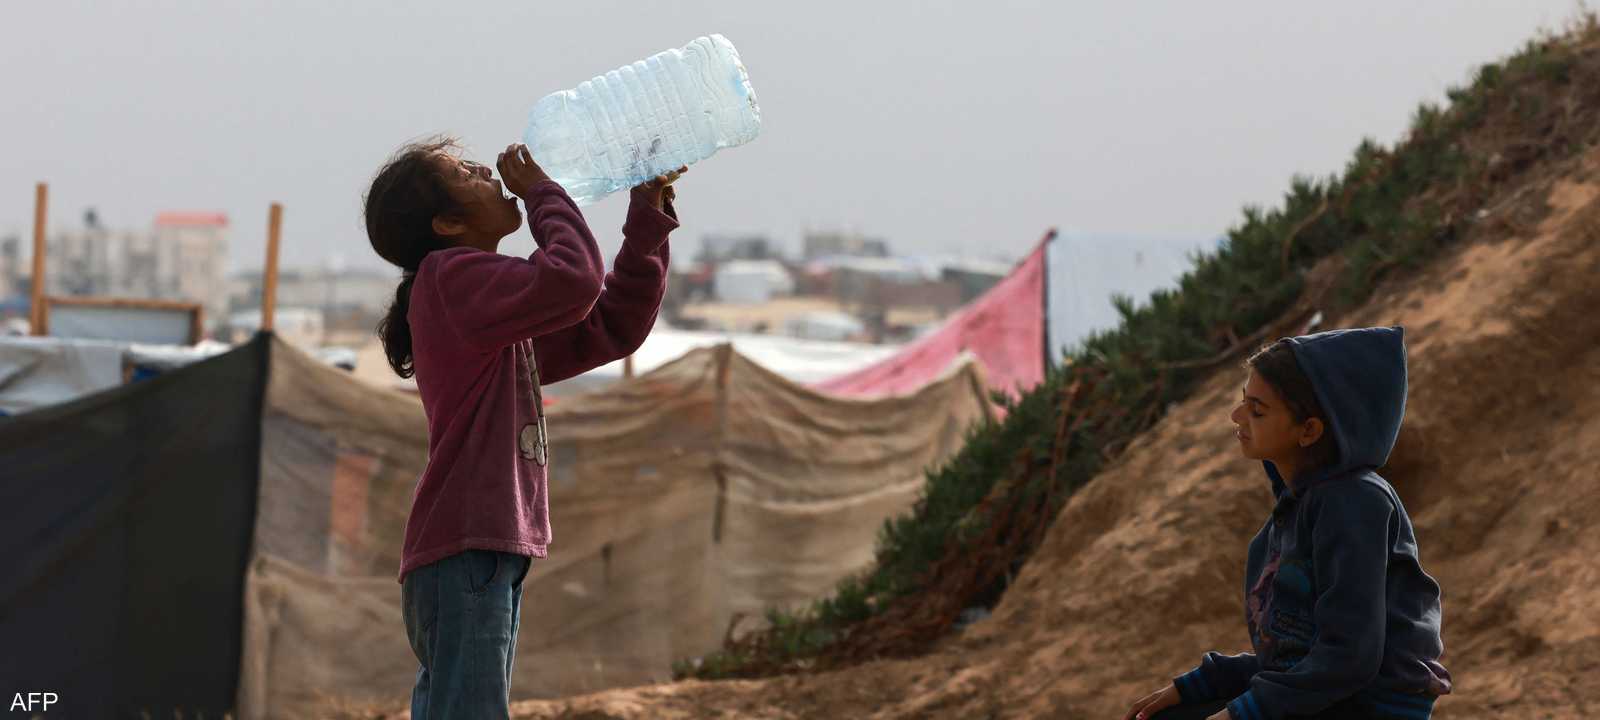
[350,328,902,397]
[814,232,1205,400]
[0,335,267,718]
[0,336,125,415]
[0,335,231,415]
[2,332,991,717]
[1044,234,1206,362]
[562,327,900,391]
[816,240,1048,400]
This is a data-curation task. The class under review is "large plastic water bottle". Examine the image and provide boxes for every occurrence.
[522,34,762,206]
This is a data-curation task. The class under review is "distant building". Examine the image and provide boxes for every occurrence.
[330,270,400,320]
[812,257,965,333]
[698,234,777,263]
[43,209,229,328]
[802,231,889,260]
[785,311,865,342]
[228,266,399,334]
[152,212,229,323]
[819,256,929,289]
[0,234,26,332]
[47,211,123,297]
[0,234,20,299]
[938,258,1012,303]
[713,260,795,304]
[226,307,325,349]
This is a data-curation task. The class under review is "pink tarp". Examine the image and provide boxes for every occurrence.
[814,239,1047,402]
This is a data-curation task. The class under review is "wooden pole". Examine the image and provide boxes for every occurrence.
[623,354,635,380]
[261,203,283,333]
[29,183,47,336]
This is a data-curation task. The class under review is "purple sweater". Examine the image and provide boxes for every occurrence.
[398,180,676,581]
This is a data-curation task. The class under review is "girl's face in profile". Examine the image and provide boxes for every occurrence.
[1231,370,1313,466]
[431,151,523,249]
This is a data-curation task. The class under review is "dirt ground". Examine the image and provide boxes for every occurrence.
[484,146,1600,719]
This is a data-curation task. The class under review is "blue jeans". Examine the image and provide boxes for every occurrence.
[402,550,532,720]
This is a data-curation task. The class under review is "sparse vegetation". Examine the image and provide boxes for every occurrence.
[681,14,1600,680]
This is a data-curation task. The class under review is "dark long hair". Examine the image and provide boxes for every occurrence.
[365,137,460,378]
[1246,339,1339,470]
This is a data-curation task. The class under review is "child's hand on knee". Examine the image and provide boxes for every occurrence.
[1123,682,1181,720]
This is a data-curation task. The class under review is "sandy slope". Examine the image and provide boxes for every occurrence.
[492,144,1600,720]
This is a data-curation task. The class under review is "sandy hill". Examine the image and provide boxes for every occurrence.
[498,84,1600,720]
[329,23,1600,720]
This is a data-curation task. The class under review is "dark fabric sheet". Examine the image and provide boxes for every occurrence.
[0,334,267,717]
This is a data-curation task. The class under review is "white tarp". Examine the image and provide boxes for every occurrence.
[46,303,197,346]
[1045,235,1210,364]
[359,327,900,398]
[0,336,232,415]
[547,327,901,396]
[0,336,126,415]
[712,260,795,304]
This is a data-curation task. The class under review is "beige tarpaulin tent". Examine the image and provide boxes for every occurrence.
[238,337,992,717]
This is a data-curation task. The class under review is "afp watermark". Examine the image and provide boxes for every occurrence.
[9,693,58,713]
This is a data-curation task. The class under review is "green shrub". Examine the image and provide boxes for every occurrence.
[682,17,1597,680]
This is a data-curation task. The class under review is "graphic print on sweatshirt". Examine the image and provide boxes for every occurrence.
[1246,549,1281,658]
[1248,541,1316,670]
[1266,558,1315,667]
[518,341,549,467]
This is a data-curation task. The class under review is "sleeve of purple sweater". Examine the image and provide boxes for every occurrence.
[430,180,608,352]
[533,185,677,384]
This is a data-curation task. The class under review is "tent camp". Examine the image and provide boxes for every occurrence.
[347,231,1203,405]
[816,232,1203,401]
[0,335,232,415]
[1044,233,1207,361]
[354,326,901,398]
[553,326,900,394]
[0,332,991,717]
[816,239,1049,401]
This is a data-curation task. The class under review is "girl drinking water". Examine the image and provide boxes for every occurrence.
[364,138,683,718]
[1125,327,1452,720]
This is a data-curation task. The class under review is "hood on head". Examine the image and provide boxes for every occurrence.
[1264,326,1408,495]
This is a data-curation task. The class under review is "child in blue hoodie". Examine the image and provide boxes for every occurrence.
[1124,327,1452,720]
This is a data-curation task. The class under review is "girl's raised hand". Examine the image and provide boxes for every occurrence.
[634,165,687,210]
[496,144,551,201]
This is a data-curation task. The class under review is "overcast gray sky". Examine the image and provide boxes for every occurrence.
[1,1,1582,274]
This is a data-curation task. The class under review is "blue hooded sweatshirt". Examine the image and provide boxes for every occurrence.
[1173,327,1453,719]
